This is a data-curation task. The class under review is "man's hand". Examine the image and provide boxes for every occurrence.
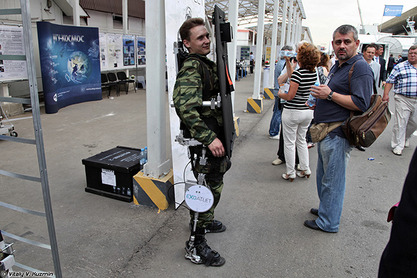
[208,138,225,157]
[310,84,331,99]
[383,83,393,102]
[311,84,361,111]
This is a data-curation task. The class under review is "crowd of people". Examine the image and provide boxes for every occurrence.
[266,25,417,275]
[173,14,417,274]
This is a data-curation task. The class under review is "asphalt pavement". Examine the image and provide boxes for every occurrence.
[1,71,415,278]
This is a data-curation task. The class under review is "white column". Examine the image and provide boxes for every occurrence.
[252,0,266,99]
[143,0,171,178]
[228,0,238,114]
[286,0,294,48]
[291,10,299,44]
[123,0,129,76]
[280,0,288,47]
[297,18,303,42]
[269,0,279,88]
[123,0,128,34]
[73,0,80,26]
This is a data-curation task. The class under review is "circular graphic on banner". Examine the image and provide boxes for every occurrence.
[185,185,214,213]
[67,51,90,83]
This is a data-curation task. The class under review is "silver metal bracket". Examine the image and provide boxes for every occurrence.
[202,93,221,110]
[175,131,202,147]
[171,93,221,110]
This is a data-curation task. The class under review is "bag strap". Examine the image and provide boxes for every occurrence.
[348,60,378,95]
[347,60,378,118]
[348,61,358,94]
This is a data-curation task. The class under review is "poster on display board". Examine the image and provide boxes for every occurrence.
[123,35,135,66]
[106,33,123,68]
[137,36,146,65]
[37,22,101,114]
[239,46,250,61]
[99,33,146,70]
[165,0,206,208]
[265,46,271,63]
[0,25,27,81]
[99,33,108,69]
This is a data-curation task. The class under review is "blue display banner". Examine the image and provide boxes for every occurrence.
[137,37,146,65]
[383,5,403,17]
[37,22,102,114]
[123,35,135,66]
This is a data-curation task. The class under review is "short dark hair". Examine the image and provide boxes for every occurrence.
[409,45,417,52]
[318,52,330,71]
[281,45,293,51]
[333,24,358,41]
[364,44,377,52]
[179,18,205,42]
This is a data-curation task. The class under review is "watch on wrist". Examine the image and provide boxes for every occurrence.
[327,91,334,101]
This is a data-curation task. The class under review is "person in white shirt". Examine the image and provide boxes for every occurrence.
[363,44,380,85]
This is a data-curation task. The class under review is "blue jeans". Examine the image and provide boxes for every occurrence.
[315,134,352,232]
[269,98,282,136]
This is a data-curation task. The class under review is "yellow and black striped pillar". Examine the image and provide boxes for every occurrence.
[246,97,263,114]
[133,169,174,210]
[263,88,275,100]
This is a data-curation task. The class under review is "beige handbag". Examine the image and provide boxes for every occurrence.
[309,121,344,143]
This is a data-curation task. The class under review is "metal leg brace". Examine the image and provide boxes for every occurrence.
[184,146,208,264]
[174,95,220,264]
[176,133,213,263]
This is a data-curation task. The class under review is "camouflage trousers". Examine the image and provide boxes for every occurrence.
[189,149,231,229]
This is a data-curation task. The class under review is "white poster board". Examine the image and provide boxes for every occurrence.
[165,0,205,209]
[0,25,27,81]
[106,33,123,69]
[99,33,108,70]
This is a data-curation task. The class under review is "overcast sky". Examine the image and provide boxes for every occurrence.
[302,0,415,48]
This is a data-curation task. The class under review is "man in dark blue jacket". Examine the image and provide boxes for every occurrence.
[306,24,373,233]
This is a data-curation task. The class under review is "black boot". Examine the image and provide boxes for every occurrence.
[205,220,226,233]
[185,231,225,266]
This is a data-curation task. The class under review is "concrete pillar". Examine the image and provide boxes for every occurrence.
[297,18,303,42]
[252,0,266,99]
[286,0,294,48]
[291,10,299,44]
[123,0,128,35]
[142,0,170,178]
[123,0,129,76]
[280,0,288,47]
[73,0,80,26]
[269,0,279,88]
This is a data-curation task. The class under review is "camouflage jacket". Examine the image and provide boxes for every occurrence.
[173,54,223,146]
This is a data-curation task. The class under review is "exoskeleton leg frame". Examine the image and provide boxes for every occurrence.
[184,145,209,263]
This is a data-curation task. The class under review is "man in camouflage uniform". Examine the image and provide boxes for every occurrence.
[173,17,230,267]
